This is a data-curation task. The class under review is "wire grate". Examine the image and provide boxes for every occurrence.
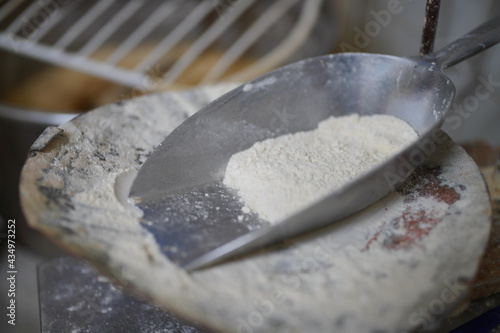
[0,0,326,90]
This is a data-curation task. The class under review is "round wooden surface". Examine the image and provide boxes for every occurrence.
[20,84,491,333]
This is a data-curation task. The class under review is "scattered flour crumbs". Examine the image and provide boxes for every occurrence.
[223,114,418,224]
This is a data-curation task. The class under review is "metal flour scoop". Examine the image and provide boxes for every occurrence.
[130,14,500,271]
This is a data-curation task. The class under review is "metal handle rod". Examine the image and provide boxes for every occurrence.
[426,14,500,69]
[420,0,441,55]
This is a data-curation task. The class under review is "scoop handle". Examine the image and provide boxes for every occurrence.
[426,14,500,69]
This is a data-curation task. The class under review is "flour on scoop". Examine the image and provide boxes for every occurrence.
[223,114,418,223]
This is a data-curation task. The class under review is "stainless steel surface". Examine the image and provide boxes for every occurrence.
[38,256,213,333]
[130,15,500,271]
[0,0,327,88]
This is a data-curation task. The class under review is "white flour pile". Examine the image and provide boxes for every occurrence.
[223,114,418,223]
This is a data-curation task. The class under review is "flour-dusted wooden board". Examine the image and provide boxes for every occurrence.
[20,84,492,333]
